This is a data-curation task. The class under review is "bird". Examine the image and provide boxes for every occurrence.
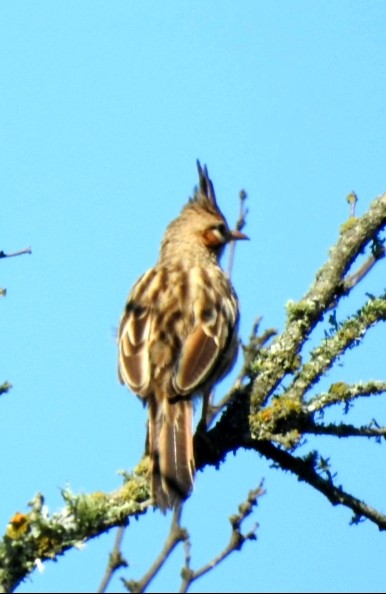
[118,161,248,510]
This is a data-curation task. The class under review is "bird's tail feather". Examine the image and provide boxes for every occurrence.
[148,396,194,511]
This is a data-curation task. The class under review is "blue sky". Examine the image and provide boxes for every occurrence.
[1,1,386,592]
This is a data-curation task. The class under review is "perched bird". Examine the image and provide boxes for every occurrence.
[118,161,248,510]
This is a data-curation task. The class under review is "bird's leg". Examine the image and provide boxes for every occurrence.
[196,386,212,434]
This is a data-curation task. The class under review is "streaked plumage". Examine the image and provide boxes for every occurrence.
[118,161,247,510]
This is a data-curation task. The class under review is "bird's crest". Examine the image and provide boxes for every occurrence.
[189,160,224,218]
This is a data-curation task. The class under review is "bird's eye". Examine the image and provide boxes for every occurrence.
[216,223,227,236]
[202,222,228,249]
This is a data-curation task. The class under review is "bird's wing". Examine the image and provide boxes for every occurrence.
[174,280,238,394]
[118,269,157,396]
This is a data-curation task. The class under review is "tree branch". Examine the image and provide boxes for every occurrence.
[0,470,150,593]
[250,440,386,530]
[122,506,187,593]
[0,247,32,259]
[227,189,248,278]
[249,192,386,412]
[97,527,128,594]
[283,296,386,403]
[179,485,262,593]
[342,245,386,294]
[303,420,386,440]
[0,382,12,397]
[2,192,386,591]
[307,380,386,413]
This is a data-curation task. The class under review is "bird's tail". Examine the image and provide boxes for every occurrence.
[148,396,195,511]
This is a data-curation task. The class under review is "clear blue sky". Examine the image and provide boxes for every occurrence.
[1,2,386,592]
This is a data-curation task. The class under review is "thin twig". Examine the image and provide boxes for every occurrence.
[252,440,386,529]
[97,526,128,593]
[250,192,386,412]
[346,191,358,218]
[202,189,249,428]
[283,298,386,404]
[225,187,250,334]
[306,380,386,413]
[179,484,263,593]
[205,319,277,428]
[122,505,188,593]
[0,247,32,259]
[227,189,248,278]
[342,247,386,294]
[0,382,12,396]
[303,421,386,440]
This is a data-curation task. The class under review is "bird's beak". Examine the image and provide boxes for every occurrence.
[230,229,249,241]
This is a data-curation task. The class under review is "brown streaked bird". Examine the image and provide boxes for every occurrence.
[118,161,248,510]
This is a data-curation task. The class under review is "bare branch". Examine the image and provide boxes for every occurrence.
[227,189,248,278]
[346,191,358,218]
[0,382,12,397]
[342,246,386,294]
[97,527,128,594]
[251,440,386,530]
[200,189,250,429]
[303,420,386,440]
[179,485,263,593]
[206,319,277,428]
[122,506,187,593]
[0,247,32,259]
